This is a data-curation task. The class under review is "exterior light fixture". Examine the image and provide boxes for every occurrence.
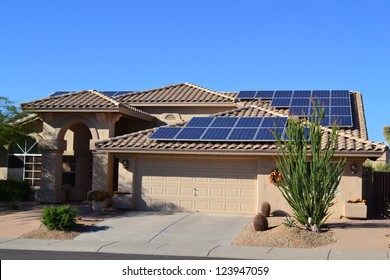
[350,163,358,174]
[122,159,129,169]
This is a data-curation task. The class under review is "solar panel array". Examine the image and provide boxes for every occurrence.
[149,117,288,142]
[237,90,353,127]
[50,91,133,97]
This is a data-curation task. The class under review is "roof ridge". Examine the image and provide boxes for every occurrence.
[92,90,121,106]
[184,83,236,102]
[95,127,158,145]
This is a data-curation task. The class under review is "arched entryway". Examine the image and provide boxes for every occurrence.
[61,123,93,201]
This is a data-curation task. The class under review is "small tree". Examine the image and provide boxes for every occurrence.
[0,96,29,147]
[383,126,390,145]
[273,103,346,229]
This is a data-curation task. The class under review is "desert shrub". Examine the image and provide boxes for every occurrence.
[87,189,110,201]
[0,179,31,202]
[284,216,296,227]
[273,102,346,228]
[253,213,268,231]
[42,205,77,231]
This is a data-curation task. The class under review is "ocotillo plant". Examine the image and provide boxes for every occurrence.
[272,101,346,228]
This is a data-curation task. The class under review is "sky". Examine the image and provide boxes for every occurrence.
[0,0,389,143]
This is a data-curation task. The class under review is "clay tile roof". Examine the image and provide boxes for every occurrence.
[21,90,155,120]
[115,83,236,104]
[95,92,387,157]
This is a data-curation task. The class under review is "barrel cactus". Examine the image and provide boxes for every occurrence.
[260,201,271,217]
[253,213,268,231]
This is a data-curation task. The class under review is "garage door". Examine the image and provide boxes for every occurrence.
[135,157,257,214]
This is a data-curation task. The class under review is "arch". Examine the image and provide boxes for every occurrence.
[54,115,100,142]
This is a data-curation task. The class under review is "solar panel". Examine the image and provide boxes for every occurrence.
[293,90,311,98]
[331,90,350,98]
[149,127,182,140]
[311,98,330,106]
[291,98,310,106]
[255,91,274,99]
[201,128,231,140]
[274,90,293,98]
[175,128,206,140]
[271,98,291,107]
[228,128,257,141]
[210,117,238,127]
[102,91,133,97]
[255,128,284,141]
[331,107,351,115]
[237,91,257,99]
[186,117,214,127]
[331,98,351,106]
[49,91,74,97]
[331,116,353,127]
[290,106,310,116]
[261,117,288,127]
[235,117,263,128]
[312,90,331,98]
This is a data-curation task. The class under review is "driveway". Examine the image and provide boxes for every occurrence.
[74,211,252,247]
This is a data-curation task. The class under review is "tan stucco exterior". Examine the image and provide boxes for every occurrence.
[17,86,385,220]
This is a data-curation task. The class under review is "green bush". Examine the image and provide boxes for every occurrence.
[0,179,31,202]
[41,205,77,231]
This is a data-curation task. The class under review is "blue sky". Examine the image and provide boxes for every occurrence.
[0,0,389,143]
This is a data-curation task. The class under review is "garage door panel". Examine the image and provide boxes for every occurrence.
[136,158,256,214]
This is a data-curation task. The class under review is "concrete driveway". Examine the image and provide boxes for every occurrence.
[75,211,252,247]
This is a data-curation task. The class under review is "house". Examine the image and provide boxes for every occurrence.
[18,83,386,218]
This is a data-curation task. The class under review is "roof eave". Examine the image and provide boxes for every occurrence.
[93,147,386,158]
[125,102,237,107]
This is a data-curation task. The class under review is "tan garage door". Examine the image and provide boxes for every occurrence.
[135,157,257,214]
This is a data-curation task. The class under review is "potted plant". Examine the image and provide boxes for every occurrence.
[87,189,110,213]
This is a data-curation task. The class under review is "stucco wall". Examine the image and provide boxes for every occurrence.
[114,153,363,218]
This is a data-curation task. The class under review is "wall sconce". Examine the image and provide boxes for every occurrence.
[350,163,358,174]
[122,159,129,169]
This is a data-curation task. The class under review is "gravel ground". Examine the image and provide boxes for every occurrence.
[18,219,97,240]
[234,217,336,248]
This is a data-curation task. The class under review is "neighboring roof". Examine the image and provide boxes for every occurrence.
[115,83,237,105]
[95,101,387,157]
[21,90,155,121]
